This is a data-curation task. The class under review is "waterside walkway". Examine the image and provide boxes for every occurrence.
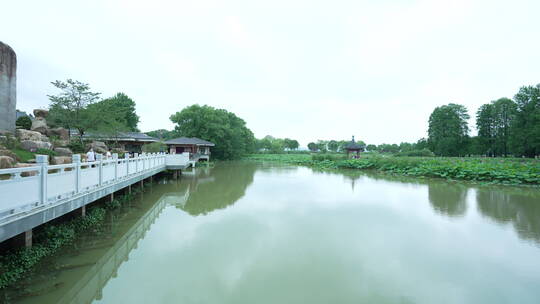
[0,152,191,244]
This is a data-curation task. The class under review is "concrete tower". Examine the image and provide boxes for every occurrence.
[0,41,17,133]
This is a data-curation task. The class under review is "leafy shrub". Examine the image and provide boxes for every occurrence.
[68,140,85,153]
[15,116,32,130]
[12,149,35,162]
[142,142,166,153]
[35,148,57,157]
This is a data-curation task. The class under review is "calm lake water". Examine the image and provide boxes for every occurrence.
[3,162,540,304]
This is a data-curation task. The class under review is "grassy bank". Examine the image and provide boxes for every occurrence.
[244,154,540,185]
[0,182,151,290]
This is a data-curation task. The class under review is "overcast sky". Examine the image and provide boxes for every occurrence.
[1,0,539,146]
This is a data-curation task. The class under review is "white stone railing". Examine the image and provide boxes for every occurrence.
[0,152,168,221]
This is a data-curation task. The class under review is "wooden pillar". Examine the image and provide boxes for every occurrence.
[25,229,32,248]
[81,205,86,217]
[140,180,144,188]
[110,192,114,202]
[128,184,132,194]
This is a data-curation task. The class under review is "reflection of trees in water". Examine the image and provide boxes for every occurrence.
[180,162,257,216]
[428,182,468,217]
[476,188,540,244]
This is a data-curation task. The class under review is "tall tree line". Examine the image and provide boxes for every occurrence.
[428,83,540,157]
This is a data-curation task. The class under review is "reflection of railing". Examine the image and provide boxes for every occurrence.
[0,153,193,242]
[58,192,175,304]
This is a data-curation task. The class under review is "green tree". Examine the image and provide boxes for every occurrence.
[366,144,377,151]
[283,138,299,151]
[47,79,101,138]
[476,103,496,156]
[15,116,32,130]
[170,105,255,160]
[510,84,540,157]
[98,93,140,131]
[146,129,176,141]
[327,140,339,152]
[307,142,318,152]
[428,103,470,156]
[415,138,429,150]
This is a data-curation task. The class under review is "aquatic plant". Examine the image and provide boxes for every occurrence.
[244,154,540,185]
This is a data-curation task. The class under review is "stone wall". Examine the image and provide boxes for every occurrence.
[0,41,17,133]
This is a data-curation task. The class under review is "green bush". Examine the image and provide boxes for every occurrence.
[68,141,85,153]
[12,149,35,162]
[142,142,166,153]
[15,116,32,130]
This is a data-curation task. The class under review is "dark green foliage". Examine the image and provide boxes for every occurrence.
[145,129,176,141]
[169,105,255,160]
[307,142,318,151]
[35,148,57,157]
[90,93,140,133]
[510,84,540,157]
[476,98,517,157]
[428,103,470,156]
[15,116,32,130]
[67,141,85,153]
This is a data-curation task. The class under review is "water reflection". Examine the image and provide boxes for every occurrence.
[427,182,468,217]
[476,188,540,244]
[4,163,540,304]
[179,162,257,216]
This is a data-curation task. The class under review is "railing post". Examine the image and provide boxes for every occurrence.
[72,154,81,194]
[125,153,130,176]
[113,153,118,180]
[134,153,139,173]
[36,155,48,205]
[97,154,103,186]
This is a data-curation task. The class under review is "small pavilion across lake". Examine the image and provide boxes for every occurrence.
[345,136,364,158]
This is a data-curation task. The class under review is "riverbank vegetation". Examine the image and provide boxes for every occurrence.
[244,154,540,185]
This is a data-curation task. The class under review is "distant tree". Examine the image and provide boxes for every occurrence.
[415,138,429,150]
[327,140,339,152]
[307,142,318,152]
[316,140,328,153]
[98,93,140,132]
[477,98,517,157]
[510,84,540,157]
[399,142,414,152]
[289,139,299,150]
[492,98,517,157]
[476,103,496,156]
[47,79,101,138]
[428,103,470,156]
[85,101,130,139]
[170,105,255,159]
[146,129,176,141]
[366,144,377,151]
[283,138,299,151]
[16,116,32,130]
